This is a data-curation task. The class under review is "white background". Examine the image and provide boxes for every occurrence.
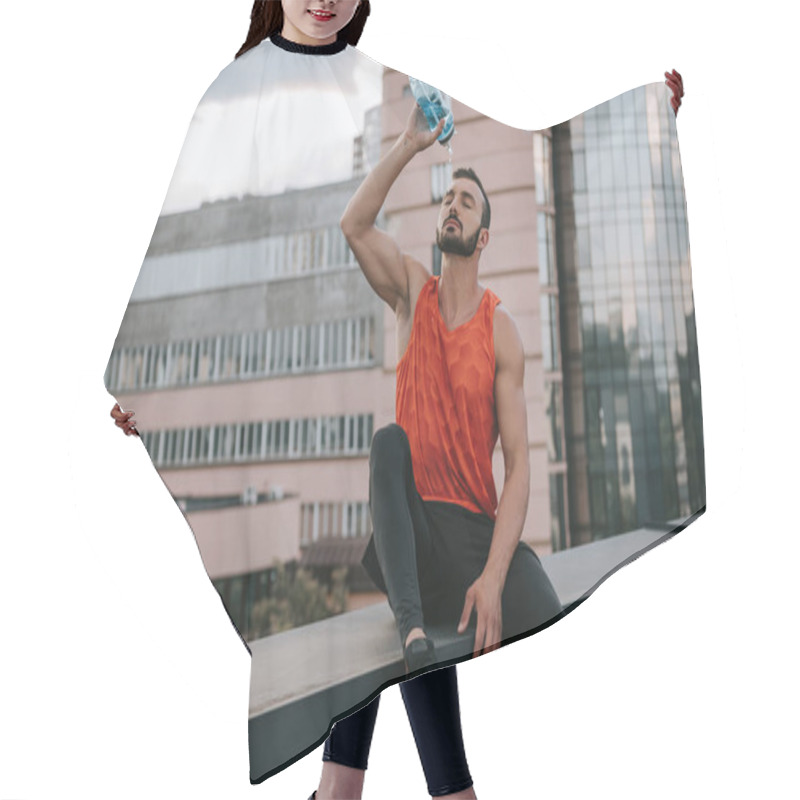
[1,1,797,798]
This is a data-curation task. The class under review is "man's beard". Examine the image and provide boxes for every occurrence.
[436,223,481,257]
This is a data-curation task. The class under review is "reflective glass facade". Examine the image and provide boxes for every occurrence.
[552,84,705,545]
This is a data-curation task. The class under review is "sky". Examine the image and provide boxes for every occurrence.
[2,1,798,799]
[160,44,383,214]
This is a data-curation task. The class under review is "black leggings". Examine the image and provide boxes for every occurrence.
[361,423,563,648]
[323,424,562,795]
[323,666,472,797]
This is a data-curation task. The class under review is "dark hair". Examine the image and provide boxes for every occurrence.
[236,1,371,59]
[452,167,491,230]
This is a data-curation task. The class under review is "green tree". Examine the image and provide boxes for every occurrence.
[250,561,348,639]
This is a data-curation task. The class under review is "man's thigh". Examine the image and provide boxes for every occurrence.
[419,503,563,641]
[418,502,496,630]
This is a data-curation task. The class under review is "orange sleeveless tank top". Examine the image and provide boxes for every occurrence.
[396,275,502,520]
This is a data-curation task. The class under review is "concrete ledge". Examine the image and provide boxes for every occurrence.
[249,512,702,783]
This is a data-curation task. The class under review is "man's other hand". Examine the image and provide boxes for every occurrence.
[458,573,504,659]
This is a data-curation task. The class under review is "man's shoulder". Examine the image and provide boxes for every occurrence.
[493,302,518,332]
[493,304,524,370]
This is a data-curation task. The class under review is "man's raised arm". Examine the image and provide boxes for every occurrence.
[340,106,444,312]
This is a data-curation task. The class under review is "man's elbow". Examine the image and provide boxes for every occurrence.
[340,191,366,233]
[339,211,353,238]
[340,210,365,242]
[505,458,531,491]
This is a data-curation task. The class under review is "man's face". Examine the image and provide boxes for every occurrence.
[435,177,485,258]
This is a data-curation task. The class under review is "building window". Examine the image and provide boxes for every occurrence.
[143,413,375,469]
[533,132,553,207]
[545,381,565,463]
[549,473,568,552]
[540,294,560,372]
[130,223,359,303]
[431,161,453,203]
[537,211,557,285]
[106,316,379,393]
[300,500,372,546]
[353,134,366,178]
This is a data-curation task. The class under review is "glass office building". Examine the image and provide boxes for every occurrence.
[552,84,705,546]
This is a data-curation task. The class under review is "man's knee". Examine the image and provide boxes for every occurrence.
[370,423,409,467]
[502,545,563,636]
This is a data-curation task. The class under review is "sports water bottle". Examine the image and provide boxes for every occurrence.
[408,76,455,145]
